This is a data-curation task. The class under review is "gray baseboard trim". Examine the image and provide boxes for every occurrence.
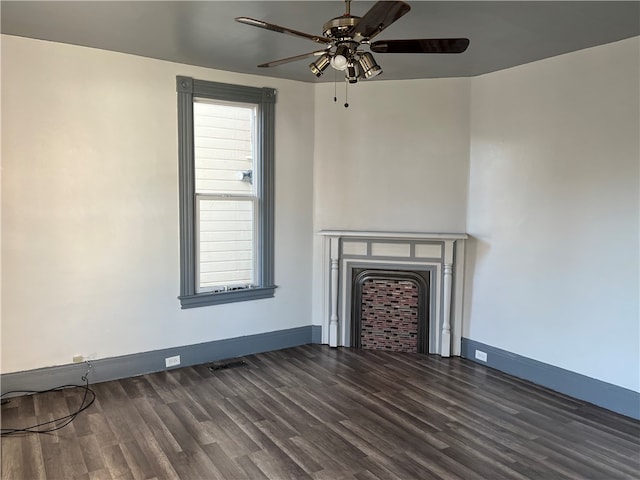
[461,338,640,420]
[311,325,322,344]
[1,326,315,396]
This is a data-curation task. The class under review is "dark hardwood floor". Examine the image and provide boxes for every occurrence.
[2,345,639,479]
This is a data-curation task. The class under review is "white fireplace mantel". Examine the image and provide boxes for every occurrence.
[318,230,468,357]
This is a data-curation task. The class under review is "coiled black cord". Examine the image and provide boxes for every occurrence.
[1,362,96,436]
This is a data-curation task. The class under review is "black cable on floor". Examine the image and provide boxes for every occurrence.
[0,362,96,436]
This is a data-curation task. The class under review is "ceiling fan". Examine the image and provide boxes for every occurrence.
[235,0,469,83]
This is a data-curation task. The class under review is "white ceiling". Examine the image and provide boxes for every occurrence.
[2,1,639,83]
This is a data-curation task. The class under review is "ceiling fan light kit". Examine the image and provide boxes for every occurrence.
[330,44,352,71]
[358,52,383,79]
[309,53,332,77]
[236,0,469,91]
[346,62,360,84]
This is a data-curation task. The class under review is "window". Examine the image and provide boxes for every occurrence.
[176,76,276,308]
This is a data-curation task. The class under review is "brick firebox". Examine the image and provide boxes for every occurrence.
[351,269,429,354]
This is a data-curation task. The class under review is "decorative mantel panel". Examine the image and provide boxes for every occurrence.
[318,231,468,357]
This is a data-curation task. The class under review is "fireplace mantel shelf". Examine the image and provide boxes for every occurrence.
[319,230,468,241]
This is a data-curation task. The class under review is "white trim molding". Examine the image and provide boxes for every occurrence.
[318,231,468,357]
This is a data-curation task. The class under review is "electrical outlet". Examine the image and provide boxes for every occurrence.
[475,349,488,362]
[73,353,98,363]
[165,355,181,368]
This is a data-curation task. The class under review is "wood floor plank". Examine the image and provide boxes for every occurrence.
[530,435,639,479]
[130,397,182,457]
[216,398,276,451]
[326,420,401,458]
[338,419,404,457]
[99,444,134,480]
[56,436,88,479]
[166,449,221,480]
[2,345,639,479]
[120,439,158,480]
[20,432,47,480]
[394,450,470,480]
[287,435,342,473]
[197,404,262,457]
[386,452,454,480]
[353,458,404,480]
[444,420,546,466]
[78,434,106,473]
[235,453,270,480]
[179,448,224,480]
[75,469,113,480]
[249,446,313,480]
[1,433,22,480]
[40,442,65,479]
[277,383,347,424]
[303,424,369,471]
[166,401,216,447]
[126,420,181,479]
[201,441,250,479]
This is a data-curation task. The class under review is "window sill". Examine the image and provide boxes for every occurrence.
[178,286,277,309]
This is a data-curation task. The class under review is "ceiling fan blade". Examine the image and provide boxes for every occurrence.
[235,17,332,45]
[351,1,411,41]
[370,38,470,54]
[258,49,330,68]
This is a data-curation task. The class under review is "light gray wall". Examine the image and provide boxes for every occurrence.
[1,35,315,374]
[312,78,471,233]
[465,37,640,392]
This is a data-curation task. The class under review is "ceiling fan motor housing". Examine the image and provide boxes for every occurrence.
[323,16,360,40]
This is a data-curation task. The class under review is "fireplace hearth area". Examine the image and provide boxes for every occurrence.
[319,231,467,357]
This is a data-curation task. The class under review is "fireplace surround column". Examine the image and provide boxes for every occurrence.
[441,240,455,357]
[329,236,340,347]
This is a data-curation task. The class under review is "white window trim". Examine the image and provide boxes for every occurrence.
[176,76,276,308]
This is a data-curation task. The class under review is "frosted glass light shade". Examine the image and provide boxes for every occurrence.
[331,54,348,71]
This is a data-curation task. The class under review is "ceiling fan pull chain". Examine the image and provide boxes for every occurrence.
[334,70,338,103]
[344,79,349,108]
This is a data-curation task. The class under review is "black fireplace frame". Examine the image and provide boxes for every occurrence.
[351,268,430,354]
